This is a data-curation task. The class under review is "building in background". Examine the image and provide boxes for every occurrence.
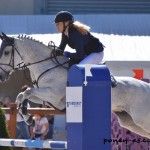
[0,0,150,15]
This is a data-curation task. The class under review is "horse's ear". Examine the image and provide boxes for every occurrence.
[2,32,8,39]
[1,32,12,43]
[0,34,3,40]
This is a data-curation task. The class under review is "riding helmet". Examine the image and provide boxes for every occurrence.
[54,11,74,23]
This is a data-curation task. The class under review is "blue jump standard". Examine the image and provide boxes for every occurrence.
[67,65,111,150]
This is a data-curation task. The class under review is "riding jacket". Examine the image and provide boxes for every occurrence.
[58,25,104,65]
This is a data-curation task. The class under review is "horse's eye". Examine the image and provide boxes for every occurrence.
[4,51,9,55]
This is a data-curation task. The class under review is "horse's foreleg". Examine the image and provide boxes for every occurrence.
[22,95,46,126]
[16,91,29,115]
[15,91,27,115]
[17,87,52,126]
[15,91,25,107]
[23,87,66,110]
[17,87,65,126]
[16,90,36,126]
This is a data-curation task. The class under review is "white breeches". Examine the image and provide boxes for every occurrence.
[79,51,104,64]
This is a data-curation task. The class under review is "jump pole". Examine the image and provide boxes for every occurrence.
[0,64,111,150]
[66,64,111,150]
[0,139,67,149]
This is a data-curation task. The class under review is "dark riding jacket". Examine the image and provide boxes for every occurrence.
[58,25,104,65]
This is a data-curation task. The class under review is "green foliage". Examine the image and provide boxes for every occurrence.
[0,107,12,150]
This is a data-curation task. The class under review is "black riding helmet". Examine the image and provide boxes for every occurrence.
[54,11,74,23]
[54,11,74,33]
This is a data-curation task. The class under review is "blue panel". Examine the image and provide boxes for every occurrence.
[67,123,83,150]
[67,64,111,150]
[67,65,85,86]
[82,85,111,149]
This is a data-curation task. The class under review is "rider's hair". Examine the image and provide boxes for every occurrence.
[72,21,91,35]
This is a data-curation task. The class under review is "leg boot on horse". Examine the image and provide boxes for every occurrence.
[18,99,35,127]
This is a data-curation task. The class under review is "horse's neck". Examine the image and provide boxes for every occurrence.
[16,38,51,62]
[15,38,68,81]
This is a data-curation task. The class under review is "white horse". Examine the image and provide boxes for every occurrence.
[0,33,150,139]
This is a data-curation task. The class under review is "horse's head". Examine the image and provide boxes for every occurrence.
[0,32,23,82]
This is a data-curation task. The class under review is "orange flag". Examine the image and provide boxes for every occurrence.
[133,69,143,79]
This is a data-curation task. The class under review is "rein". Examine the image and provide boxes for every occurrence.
[0,38,69,87]
[21,41,69,87]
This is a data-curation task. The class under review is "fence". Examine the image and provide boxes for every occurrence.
[2,103,65,138]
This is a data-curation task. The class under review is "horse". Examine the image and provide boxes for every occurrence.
[0,33,150,139]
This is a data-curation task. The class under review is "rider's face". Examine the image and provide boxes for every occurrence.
[55,22,64,33]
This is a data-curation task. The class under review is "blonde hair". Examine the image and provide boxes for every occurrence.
[72,21,90,35]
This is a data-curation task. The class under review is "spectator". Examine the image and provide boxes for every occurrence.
[30,113,49,150]
[3,96,12,107]
[16,113,30,139]
[41,104,54,140]
[2,96,13,124]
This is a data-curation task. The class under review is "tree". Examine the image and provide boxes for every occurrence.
[0,107,12,150]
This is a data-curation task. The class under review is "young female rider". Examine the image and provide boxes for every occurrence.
[54,11,105,67]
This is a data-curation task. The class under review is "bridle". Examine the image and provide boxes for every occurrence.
[0,38,24,79]
[0,38,69,87]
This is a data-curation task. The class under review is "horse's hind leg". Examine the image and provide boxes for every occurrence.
[114,111,150,139]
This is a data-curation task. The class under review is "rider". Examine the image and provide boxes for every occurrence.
[54,11,105,67]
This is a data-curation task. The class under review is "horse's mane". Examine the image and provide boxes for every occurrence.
[17,34,48,47]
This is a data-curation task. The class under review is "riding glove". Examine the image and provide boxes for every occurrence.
[64,51,71,58]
